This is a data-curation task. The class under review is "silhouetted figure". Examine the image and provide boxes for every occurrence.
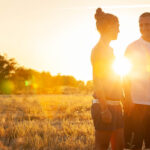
[91,8,124,150]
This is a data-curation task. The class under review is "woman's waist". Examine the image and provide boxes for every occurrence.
[93,90,123,100]
[92,99,121,105]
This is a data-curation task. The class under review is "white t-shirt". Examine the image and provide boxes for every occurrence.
[125,38,150,105]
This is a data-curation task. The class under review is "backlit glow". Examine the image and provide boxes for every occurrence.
[113,57,132,77]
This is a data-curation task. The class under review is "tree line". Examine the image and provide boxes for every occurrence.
[0,54,93,94]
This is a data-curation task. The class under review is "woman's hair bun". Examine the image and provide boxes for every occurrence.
[95,8,104,21]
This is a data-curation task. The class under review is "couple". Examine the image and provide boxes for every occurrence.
[91,8,150,150]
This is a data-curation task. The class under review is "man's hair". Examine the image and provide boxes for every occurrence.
[140,12,150,20]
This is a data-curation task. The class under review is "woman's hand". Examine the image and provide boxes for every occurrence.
[101,109,112,124]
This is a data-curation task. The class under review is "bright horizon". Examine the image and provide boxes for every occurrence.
[0,0,150,82]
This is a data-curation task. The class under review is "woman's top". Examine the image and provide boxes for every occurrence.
[91,42,123,101]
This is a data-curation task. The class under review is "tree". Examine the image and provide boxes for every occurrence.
[0,54,17,93]
[0,54,16,80]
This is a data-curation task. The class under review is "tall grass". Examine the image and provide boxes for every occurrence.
[0,94,94,150]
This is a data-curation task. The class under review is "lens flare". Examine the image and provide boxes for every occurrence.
[112,57,132,77]
[1,80,15,94]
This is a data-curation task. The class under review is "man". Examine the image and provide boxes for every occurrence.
[124,12,150,150]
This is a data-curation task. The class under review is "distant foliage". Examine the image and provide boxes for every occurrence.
[0,54,93,94]
[0,54,16,94]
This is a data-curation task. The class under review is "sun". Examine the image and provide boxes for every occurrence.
[112,57,132,77]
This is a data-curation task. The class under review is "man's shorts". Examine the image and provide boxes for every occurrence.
[91,100,124,131]
[124,104,150,149]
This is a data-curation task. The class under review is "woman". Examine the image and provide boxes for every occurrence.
[91,8,124,150]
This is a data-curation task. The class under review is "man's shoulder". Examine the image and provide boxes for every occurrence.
[127,38,141,50]
[125,38,141,55]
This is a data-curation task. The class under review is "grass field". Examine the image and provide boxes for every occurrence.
[0,94,94,150]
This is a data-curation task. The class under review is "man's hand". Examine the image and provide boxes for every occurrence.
[124,101,134,116]
[128,102,134,115]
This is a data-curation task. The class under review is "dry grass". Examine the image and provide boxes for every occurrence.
[0,94,94,150]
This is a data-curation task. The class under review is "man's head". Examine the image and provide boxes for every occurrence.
[139,12,150,41]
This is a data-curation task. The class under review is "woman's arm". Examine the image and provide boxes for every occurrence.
[92,48,112,123]
[93,73,112,123]
[91,48,109,111]
[93,74,108,111]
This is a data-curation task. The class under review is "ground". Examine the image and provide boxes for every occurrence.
[0,94,94,150]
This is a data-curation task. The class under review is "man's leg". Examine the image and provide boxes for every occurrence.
[129,104,145,150]
[143,105,150,150]
[124,112,134,149]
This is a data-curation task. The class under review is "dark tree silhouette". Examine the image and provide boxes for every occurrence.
[0,53,92,94]
[0,55,16,80]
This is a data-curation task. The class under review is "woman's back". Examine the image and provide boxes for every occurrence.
[91,42,123,101]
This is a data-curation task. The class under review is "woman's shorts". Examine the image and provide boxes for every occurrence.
[91,101,124,131]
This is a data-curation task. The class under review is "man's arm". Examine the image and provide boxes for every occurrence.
[122,76,134,115]
[123,76,132,104]
[123,46,134,114]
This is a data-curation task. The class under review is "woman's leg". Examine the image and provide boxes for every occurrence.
[95,130,112,150]
[111,128,124,150]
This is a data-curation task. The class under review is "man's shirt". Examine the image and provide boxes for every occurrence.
[125,38,150,105]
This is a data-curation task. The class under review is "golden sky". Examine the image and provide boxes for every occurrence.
[0,0,150,81]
